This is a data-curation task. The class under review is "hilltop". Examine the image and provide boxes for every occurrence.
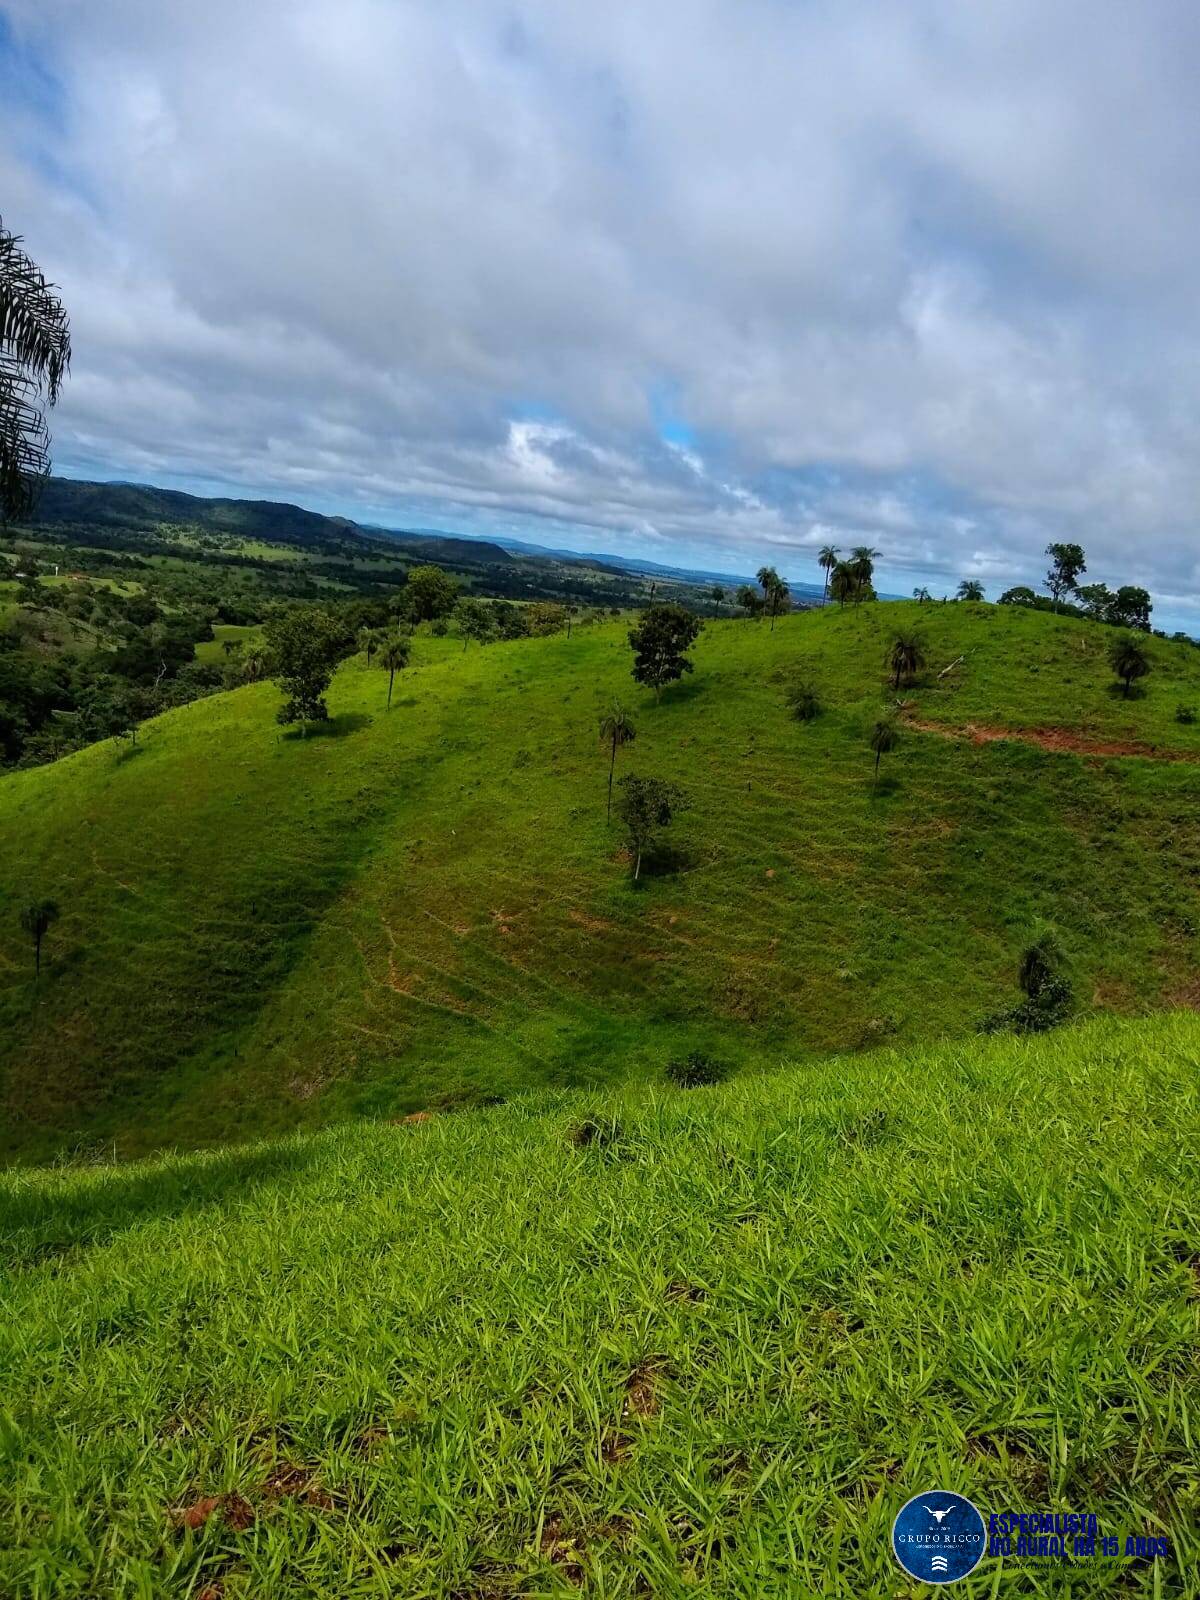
[2,1012,1197,1596]
[3,598,1200,1161]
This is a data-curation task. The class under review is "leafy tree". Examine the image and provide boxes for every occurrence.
[1,219,71,523]
[1077,582,1114,622]
[830,561,856,608]
[869,718,899,788]
[263,607,352,735]
[628,603,703,701]
[404,565,460,627]
[455,597,495,650]
[526,601,568,635]
[818,545,839,604]
[1045,542,1086,610]
[736,584,764,619]
[378,633,411,709]
[849,546,880,608]
[20,898,59,982]
[598,702,636,821]
[709,584,725,617]
[785,681,820,721]
[886,633,925,689]
[1111,585,1152,631]
[956,579,985,602]
[616,773,685,880]
[999,585,1038,607]
[1109,634,1150,698]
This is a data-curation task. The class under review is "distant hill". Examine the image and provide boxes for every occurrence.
[31,478,514,566]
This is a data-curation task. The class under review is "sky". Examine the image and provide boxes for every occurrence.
[4,1,1200,623]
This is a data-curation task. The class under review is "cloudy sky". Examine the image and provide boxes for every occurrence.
[4,1,1200,619]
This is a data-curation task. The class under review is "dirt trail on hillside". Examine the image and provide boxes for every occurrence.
[904,716,1200,762]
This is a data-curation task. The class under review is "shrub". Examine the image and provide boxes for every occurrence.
[665,1051,730,1088]
[1176,705,1196,724]
[785,681,820,721]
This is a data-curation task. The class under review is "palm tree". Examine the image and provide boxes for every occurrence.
[1,220,71,523]
[379,634,411,710]
[358,626,382,666]
[241,648,271,683]
[709,584,725,617]
[1109,635,1150,699]
[887,634,925,689]
[849,546,880,608]
[913,586,931,604]
[869,719,899,789]
[757,565,789,631]
[599,703,636,821]
[957,579,985,602]
[818,545,839,605]
[20,899,59,982]
[830,561,856,609]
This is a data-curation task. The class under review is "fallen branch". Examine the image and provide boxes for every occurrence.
[937,654,965,680]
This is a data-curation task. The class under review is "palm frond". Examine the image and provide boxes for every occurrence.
[0,219,71,524]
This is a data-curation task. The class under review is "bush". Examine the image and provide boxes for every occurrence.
[1176,705,1196,725]
[785,681,821,721]
[981,926,1073,1035]
[665,1051,730,1088]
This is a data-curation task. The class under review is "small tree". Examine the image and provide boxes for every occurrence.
[628,604,703,701]
[869,718,899,788]
[598,703,636,821]
[736,584,764,620]
[982,923,1073,1034]
[818,545,839,604]
[1045,542,1086,611]
[956,579,985,602]
[378,633,411,710]
[616,774,685,881]
[849,546,880,608]
[404,565,460,628]
[263,606,352,735]
[709,584,725,617]
[20,899,59,982]
[357,625,382,666]
[830,561,856,608]
[886,634,925,689]
[756,566,790,631]
[455,597,495,650]
[913,586,931,604]
[1109,634,1150,698]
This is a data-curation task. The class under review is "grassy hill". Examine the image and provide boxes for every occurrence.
[2,1013,1197,1597]
[3,600,1200,1161]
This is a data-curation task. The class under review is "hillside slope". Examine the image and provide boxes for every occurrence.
[3,601,1200,1160]
[2,1014,1197,1597]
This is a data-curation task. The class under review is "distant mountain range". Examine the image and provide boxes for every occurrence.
[34,476,841,598]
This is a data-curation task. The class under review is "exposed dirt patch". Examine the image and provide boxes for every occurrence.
[393,1110,432,1125]
[624,1358,669,1419]
[568,908,614,934]
[539,1513,586,1585]
[665,1280,706,1303]
[263,1463,335,1510]
[171,1492,255,1533]
[906,715,1199,762]
[601,1429,633,1464]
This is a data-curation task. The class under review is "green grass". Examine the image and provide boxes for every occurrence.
[2,1012,1197,1597]
[194,625,264,666]
[4,600,1200,1160]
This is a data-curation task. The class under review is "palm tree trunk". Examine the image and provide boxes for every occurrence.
[634,849,642,881]
[873,748,881,788]
[387,669,395,710]
[822,572,829,605]
[607,736,616,821]
[34,935,40,981]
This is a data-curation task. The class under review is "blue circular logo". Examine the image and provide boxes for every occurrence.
[892,1490,986,1585]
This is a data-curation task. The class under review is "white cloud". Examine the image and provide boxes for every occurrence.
[4,0,1200,613]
